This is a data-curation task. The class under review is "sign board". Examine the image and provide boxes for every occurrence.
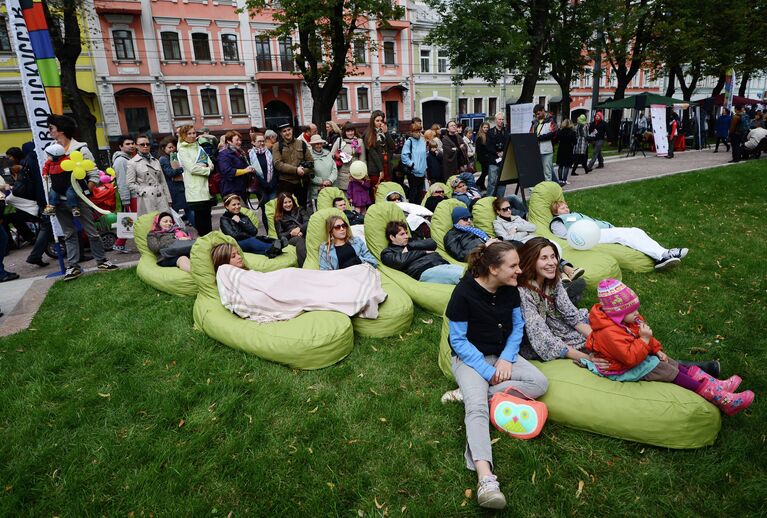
[650,104,669,156]
[498,134,545,190]
[509,103,535,134]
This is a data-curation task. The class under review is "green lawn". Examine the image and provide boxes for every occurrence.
[1,163,765,516]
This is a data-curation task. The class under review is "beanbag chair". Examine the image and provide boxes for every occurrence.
[364,202,455,315]
[304,207,414,337]
[528,182,652,279]
[430,198,469,265]
[134,212,197,297]
[436,316,721,449]
[471,196,497,236]
[190,232,354,370]
[264,194,299,239]
[317,187,349,210]
[375,181,406,204]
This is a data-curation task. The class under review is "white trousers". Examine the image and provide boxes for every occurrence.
[599,227,667,261]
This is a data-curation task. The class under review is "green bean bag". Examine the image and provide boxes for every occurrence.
[471,196,498,236]
[421,182,452,207]
[430,198,469,266]
[190,232,354,370]
[304,207,414,337]
[134,212,197,297]
[317,187,349,210]
[375,181,406,204]
[436,316,721,449]
[528,182,653,278]
[364,202,455,315]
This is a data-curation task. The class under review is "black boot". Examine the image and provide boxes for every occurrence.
[678,360,720,378]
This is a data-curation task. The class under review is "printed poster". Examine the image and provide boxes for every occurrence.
[650,104,668,156]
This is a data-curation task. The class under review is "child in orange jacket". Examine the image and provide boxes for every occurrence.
[585,279,754,416]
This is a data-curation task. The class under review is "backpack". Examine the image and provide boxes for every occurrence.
[737,113,751,136]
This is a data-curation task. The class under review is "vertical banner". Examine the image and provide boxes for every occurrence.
[650,104,668,156]
[723,68,736,113]
[5,0,60,170]
[510,103,535,134]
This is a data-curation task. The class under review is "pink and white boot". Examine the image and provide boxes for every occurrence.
[696,379,754,416]
[687,365,742,392]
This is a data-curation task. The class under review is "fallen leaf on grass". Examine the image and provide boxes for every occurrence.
[327,482,335,489]
[379,417,387,422]
[97,393,111,398]
[375,497,384,509]
[371,346,378,352]
[531,471,536,484]
[178,419,185,428]
[575,480,584,499]
[370,388,380,396]
[490,438,501,445]
[420,318,433,325]
[308,406,319,414]
[464,489,473,499]
[245,414,252,424]
[357,510,364,517]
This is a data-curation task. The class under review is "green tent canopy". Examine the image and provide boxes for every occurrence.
[596,92,688,110]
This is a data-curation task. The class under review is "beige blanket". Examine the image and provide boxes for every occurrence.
[217,264,387,323]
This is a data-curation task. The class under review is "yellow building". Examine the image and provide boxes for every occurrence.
[0,8,108,153]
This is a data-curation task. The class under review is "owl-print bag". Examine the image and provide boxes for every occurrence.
[489,387,548,440]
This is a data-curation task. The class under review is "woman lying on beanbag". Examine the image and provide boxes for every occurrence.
[146,212,193,272]
[213,243,387,323]
[319,215,378,270]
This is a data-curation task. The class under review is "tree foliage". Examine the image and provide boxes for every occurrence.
[243,0,404,127]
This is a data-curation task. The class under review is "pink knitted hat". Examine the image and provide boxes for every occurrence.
[597,278,640,325]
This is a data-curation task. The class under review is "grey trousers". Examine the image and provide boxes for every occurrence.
[587,140,605,168]
[452,354,548,471]
[55,196,107,268]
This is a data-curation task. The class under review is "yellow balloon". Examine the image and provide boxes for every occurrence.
[61,159,75,172]
[81,159,96,171]
[69,150,84,162]
[73,167,87,180]
[106,167,116,177]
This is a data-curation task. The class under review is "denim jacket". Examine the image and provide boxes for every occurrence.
[319,237,378,270]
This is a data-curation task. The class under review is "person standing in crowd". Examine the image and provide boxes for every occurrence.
[297,123,318,147]
[587,111,608,170]
[330,122,366,194]
[463,127,476,170]
[273,123,314,208]
[571,114,591,175]
[46,114,118,280]
[666,112,679,159]
[177,124,214,236]
[111,135,136,252]
[475,122,492,189]
[728,104,750,163]
[264,129,279,151]
[0,181,18,282]
[127,135,172,217]
[159,136,192,226]
[399,121,428,203]
[486,112,508,197]
[308,134,337,207]
[325,121,342,150]
[555,119,576,185]
[442,120,469,178]
[364,110,396,193]
[531,104,557,182]
[217,130,254,204]
[249,132,278,228]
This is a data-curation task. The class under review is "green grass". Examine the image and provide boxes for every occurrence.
[1,163,766,516]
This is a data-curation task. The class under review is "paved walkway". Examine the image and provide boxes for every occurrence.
[0,147,742,336]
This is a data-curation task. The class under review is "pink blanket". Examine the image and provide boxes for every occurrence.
[217,264,387,323]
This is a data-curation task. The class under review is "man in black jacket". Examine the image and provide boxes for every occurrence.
[380,221,464,284]
[443,207,501,262]
[485,112,508,197]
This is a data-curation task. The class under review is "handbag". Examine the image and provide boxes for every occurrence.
[489,387,548,440]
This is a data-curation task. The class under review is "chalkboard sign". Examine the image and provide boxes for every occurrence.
[498,134,545,190]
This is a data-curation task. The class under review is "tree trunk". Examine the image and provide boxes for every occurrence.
[665,67,677,98]
[738,71,750,98]
[556,79,571,120]
[310,91,334,132]
[711,73,726,97]
[608,82,627,143]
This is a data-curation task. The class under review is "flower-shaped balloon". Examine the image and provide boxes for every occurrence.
[61,151,96,180]
[106,167,116,177]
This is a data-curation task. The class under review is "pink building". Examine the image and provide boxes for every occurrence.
[89,0,414,142]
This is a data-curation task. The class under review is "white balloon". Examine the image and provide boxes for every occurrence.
[567,220,601,250]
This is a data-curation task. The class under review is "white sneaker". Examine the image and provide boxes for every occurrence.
[477,474,506,509]
[440,388,463,404]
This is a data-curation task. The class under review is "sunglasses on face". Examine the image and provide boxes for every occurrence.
[500,206,512,212]
[433,190,444,194]
[333,223,348,230]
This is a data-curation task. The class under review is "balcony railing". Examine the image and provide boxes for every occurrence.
[255,54,296,73]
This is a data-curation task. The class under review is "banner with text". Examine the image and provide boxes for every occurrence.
[650,104,668,156]
[510,103,535,134]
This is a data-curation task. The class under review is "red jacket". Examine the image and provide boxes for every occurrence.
[586,304,662,371]
[42,158,64,176]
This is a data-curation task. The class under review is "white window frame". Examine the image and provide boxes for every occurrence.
[336,87,350,112]
[159,29,185,62]
[437,49,448,74]
[220,32,241,63]
[457,97,468,115]
[356,86,370,112]
[0,17,13,54]
[227,85,247,116]
[190,30,214,63]
[0,90,30,129]
[420,47,431,73]
[169,86,193,119]
[110,27,138,62]
[199,85,221,117]
[488,97,498,116]
[584,68,593,88]
[473,97,483,114]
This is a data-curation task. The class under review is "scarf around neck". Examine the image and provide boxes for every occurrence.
[454,224,489,241]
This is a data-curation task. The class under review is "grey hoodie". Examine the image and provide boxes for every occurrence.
[112,150,134,202]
